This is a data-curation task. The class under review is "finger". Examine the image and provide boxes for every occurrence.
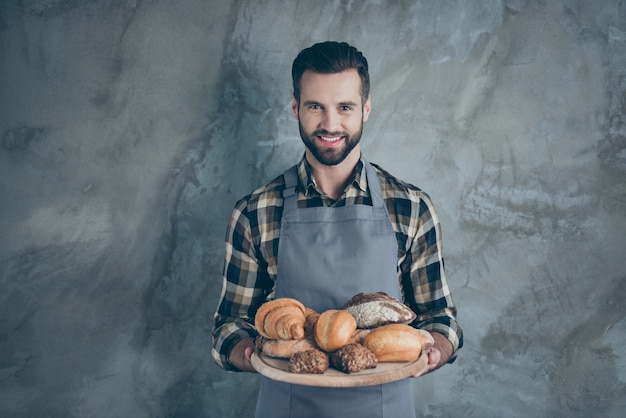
[411,363,430,378]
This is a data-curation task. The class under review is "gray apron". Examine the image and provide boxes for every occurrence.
[255,160,416,418]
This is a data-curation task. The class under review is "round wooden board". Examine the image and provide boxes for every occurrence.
[251,350,427,387]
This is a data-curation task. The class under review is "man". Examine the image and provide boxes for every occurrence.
[212,41,463,417]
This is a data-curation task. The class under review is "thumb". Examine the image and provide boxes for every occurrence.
[244,346,254,360]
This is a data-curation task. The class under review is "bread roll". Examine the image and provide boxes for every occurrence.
[362,324,424,362]
[303,307,320,335]
[314,309,357,352]
[288,349,329,374]
[329,343,378,374]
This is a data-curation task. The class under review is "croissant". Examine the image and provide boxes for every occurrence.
[255,298,306,340]
[264,306,306,340]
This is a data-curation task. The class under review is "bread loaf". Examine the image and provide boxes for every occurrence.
[342,292,417,329]
[314,309,357,352]
[362,324,424,362]
[415,328,435,348]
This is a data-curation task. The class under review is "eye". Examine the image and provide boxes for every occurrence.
[308,104,322,110]
[340,105,353,112]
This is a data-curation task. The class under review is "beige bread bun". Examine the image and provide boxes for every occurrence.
[362,324,424,362]
[314,309,357,352]
[260,335,320,359]
[254,298,306,340]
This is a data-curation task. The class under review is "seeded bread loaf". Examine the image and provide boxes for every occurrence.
[342,292,417,329]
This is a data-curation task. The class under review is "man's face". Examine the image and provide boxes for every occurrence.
[293,69,371,166]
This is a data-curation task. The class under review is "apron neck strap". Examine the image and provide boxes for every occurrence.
[282,164,299,209]
[282,159,385,208]
[362,158,385,208]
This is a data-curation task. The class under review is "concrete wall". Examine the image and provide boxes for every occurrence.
[1,0,624,417]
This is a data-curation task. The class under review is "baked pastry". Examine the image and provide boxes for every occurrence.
[303,307,320,335]
[288,349,329,374]
[362,324,426,362]
[342,292,417,329]
[314,309,357,352]
[259,334,320,359]
[348,328,372,345]
[415,328,435,348]
[255,298,306,340]
[329,343,378,374]
[254,335,268,352]
[263,306,305,340]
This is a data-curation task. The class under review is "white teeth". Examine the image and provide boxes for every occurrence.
[321,136,341,142]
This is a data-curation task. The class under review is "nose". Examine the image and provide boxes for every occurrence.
[320,109,340,132]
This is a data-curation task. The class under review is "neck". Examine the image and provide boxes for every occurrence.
[306,146,361,200]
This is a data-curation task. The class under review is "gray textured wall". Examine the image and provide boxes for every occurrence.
[1,1,625,417]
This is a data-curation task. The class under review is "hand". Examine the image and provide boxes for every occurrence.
[411,345,442,377]
[411,331,452,378]
[229,337,257,373]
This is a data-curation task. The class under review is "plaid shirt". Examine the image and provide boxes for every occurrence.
[212,155,463,371]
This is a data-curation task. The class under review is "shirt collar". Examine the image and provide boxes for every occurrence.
[295,154,368,197]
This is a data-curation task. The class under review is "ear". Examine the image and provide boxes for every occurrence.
[291,97,299,119]
[362,96,372,122]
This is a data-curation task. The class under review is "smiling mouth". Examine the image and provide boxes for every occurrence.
[318,135,344,143]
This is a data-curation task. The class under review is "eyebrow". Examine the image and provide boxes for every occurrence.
[302,100,359,107]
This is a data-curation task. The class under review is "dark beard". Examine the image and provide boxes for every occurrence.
[298,121,363,166]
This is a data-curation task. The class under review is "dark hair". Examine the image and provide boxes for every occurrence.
[291,41,370,104]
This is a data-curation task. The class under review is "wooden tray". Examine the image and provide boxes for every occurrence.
[251,350,427,387]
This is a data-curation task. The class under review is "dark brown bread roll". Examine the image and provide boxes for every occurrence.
[288,349,329,374]
[329,343,378,374]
